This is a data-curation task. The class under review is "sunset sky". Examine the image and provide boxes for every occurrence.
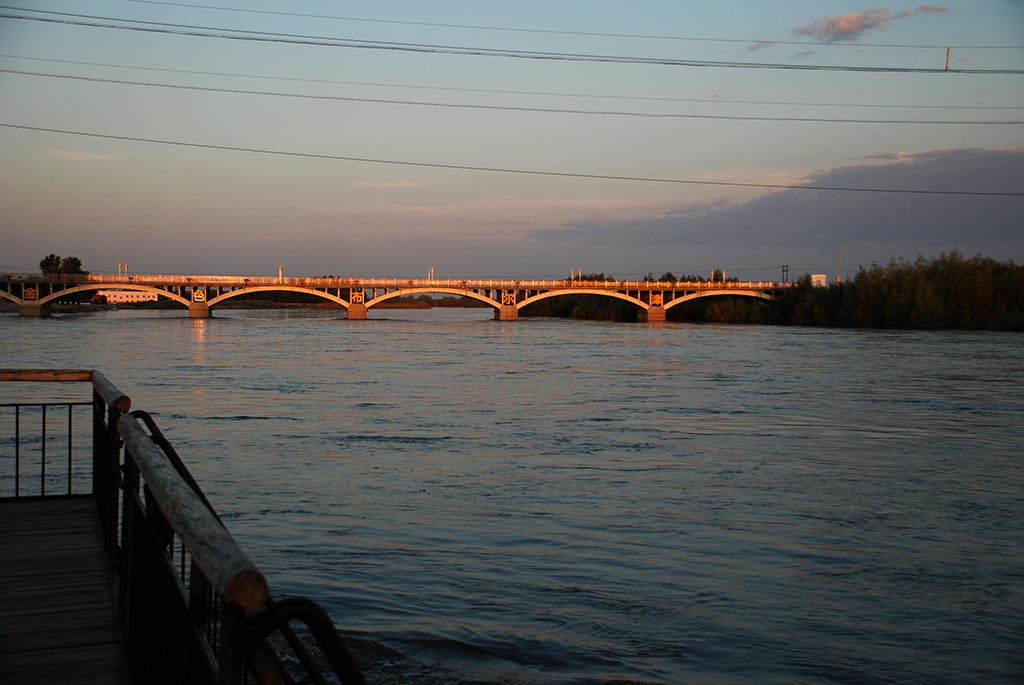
[1,1,1022,281]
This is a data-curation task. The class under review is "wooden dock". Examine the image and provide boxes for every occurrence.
[0,496,128,685]
[1,369,364,683]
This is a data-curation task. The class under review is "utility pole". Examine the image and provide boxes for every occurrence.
[782,265,789,283]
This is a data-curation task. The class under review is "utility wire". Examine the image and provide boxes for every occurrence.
[118,0,1024,51]
[1,8,1022,74]
[6,68,1020,125]
[5,53,1022,110]
[3,122,1022,197]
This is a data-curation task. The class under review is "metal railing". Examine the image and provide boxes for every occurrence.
[1,400,89,496]
[1,369,365,684]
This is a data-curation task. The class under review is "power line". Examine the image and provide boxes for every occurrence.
[118,0,1024,51]
[3,122,1022,197]
[6,68,1020,125]
[2,8,1022,74]
[5,53,1021,110]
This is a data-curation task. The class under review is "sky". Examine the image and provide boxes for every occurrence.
[1,1,1022,281]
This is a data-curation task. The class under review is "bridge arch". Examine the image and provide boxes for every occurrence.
[664,290,772,310]
[366,288,498,310]
[207,286,350,309]
[37,284,191,307]
[518,289,649,312]
[0,290,19,304]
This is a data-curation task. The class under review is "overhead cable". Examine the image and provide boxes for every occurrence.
[3,123,1022,197]
[1,8,1022,74]
[4,54,1021,110]
[5,68,1021,125]
[118,0,1024,50]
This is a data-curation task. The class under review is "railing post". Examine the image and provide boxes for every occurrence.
[117,446,139,647]
[92,386,127,570]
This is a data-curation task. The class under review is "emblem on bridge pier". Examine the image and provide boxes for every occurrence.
[350,290,365,304]
[651,293,663,306]
[502,292,516,305]
[191,288,206,303]
[23,286,38,301]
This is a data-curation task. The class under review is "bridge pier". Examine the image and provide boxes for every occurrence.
[640,305,666,323]
[495,304,518,321]
[18,303,51,318]
[188,303,211,319]
[347,304,367,320]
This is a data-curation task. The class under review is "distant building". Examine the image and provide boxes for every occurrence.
[810,274,828,287]
[92,289,158,304]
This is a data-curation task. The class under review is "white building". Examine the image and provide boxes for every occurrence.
[810,274,828,287]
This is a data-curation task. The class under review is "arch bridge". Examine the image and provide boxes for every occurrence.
[1,273,796,320]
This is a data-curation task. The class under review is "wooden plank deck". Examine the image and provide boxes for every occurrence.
[0,496,128,684]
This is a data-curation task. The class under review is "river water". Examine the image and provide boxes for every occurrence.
[2,307,1023,684]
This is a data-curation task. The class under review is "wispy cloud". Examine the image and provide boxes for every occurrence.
[747,40,775,52]
[793,5,949,42]
[47,149,121,161]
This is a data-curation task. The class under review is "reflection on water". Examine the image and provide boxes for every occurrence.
[2,308,1023,684]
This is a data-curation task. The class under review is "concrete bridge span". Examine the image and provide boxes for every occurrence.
[2,273,795,320]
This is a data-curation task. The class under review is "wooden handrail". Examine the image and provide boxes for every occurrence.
[0,369,131,412]
[0,368,93,382]
[118,413,269,617]
[91,371,131,412]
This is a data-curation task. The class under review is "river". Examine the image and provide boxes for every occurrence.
[2,307,1022,684]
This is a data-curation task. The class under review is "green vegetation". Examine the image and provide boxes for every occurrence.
[528,254,1024,331]
[375,294,489,308]
[774,252,1024,330]
[211,292,490,308]
[643,270,735,283]
[521,273,639,321]
[39,254,87,275]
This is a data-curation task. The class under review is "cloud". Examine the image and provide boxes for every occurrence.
[793,5,949,42]
[747,40,775,52]
[530,148,1024,253]
[47,149,120,161]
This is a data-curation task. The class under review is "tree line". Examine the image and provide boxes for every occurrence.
[773,252,1024,330]
[39,253,87,275]
[523,254,1024,331]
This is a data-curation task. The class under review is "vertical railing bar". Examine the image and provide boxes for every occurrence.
[67,402,73,495]
[14,404,20,496]
[40,403,46,496]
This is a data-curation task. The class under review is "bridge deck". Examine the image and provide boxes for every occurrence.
[0,496,128,685]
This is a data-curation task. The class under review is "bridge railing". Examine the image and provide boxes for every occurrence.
[0,370,366,685]
[74,273,796,289]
